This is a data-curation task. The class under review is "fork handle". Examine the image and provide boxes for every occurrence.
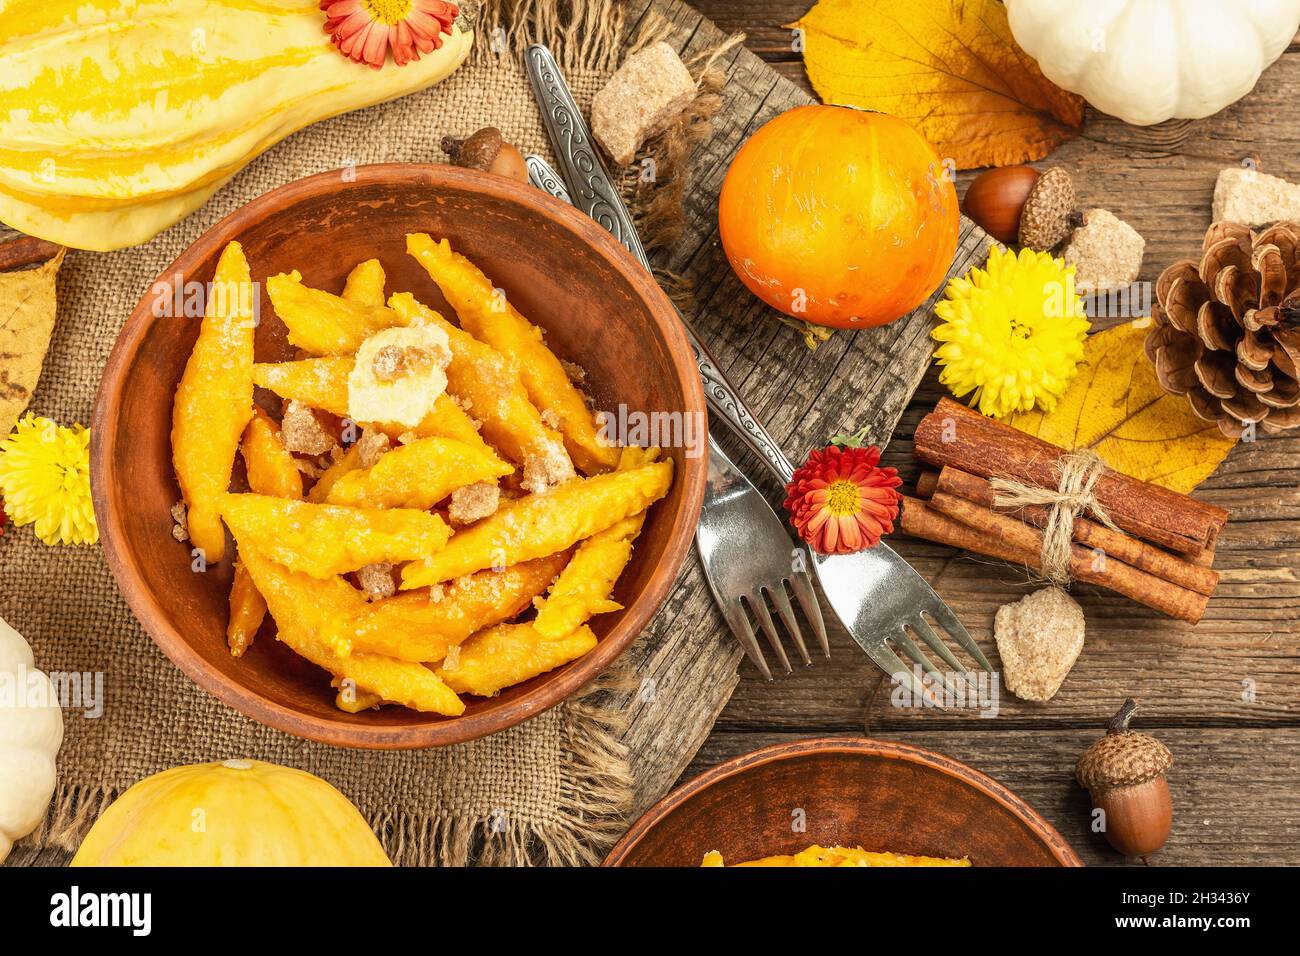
[525,43,797,487]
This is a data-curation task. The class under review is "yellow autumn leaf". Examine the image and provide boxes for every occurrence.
[793,0,1085,169]
[1006,321,1237,494]
[0,248,64,437]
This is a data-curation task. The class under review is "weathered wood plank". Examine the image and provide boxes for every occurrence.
[616,0,1003,814]
[684,729,1300,867]
[679,1,1300,740]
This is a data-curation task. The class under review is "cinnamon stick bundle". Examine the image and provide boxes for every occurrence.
[914,397,1229,556]
[929,467,1219,596]
[926,492,1211,624]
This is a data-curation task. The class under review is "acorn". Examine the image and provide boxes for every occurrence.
[1076,698,1174,860]
[1018,166,1079,251]
[962,165,1040,244]
[441,127,528,184]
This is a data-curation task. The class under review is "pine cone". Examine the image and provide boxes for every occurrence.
[1147,221,1300,438]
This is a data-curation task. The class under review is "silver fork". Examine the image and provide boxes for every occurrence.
[526,153,826,679]
[695,441,826,679]
[524,44,992,699]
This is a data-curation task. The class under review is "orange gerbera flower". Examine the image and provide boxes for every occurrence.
[321,0,459,68]
[783,444,901,555]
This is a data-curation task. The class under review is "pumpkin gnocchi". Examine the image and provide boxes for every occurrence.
[169,242,674,716]
[701,845,971,867]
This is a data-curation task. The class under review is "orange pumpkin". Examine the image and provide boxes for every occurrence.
[719,105,959,330]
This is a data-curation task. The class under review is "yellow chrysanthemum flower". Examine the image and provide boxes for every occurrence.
[932,246,1090,418]
[0,414,98,546]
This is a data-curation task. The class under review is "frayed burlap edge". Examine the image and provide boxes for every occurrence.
[26,667,636,866]
[474,0,628,72]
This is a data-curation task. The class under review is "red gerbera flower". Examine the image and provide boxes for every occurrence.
[321,0,459,68]
[783,444,902,555]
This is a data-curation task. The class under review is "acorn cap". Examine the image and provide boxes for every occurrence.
[1076,699,1174,794]
[1018,167,1076,250]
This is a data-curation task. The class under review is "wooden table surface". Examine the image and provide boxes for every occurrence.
[680,0,1300,866]
[8,1,1296,870]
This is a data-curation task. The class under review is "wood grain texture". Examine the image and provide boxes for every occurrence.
[686,730,1300,867]
[678,0,1300,866]
[614,0,998,816]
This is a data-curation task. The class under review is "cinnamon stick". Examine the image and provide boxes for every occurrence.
[933,467,1219,596]
[927,491,1210,624]
[914,397,1229,557]
[899,495,1038,566]
[915,469,940,499]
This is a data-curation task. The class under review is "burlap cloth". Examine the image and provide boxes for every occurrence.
[0,1,681,867]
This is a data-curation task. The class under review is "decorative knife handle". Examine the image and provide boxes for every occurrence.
[523,44,797,485]
[525,154,572,203]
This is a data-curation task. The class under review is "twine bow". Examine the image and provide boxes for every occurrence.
[989,449,1119,585]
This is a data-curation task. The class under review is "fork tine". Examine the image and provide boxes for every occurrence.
[911,615,981,697]
[768,585,811,665]
[869,644,940,707]
[894,628,962,702]
[927,603,993,672]
[747,594,792,673]
[788,569,829,658]
[720,600,772,681]
[909,614,965,674]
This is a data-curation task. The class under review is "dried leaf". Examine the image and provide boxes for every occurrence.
[1006,321,1237,494]
[0,249,64,437]
[793,0,1085,169]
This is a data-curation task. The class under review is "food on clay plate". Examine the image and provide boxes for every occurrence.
[170,234,673,717]
[701,845,970,867]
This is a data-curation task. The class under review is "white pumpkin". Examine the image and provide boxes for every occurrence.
[0,616,63,862]
[1006,0,1300,126]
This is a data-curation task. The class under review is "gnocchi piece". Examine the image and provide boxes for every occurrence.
[324,436,511,510]
[532,516,638,638]
[341,258,386,307]
[239,547,464,716]
[225,562,268,658]
[221,492,450,578]
[227,407,303,655]
[436,623,598,697]
[253,357,354,417]
[240,407,304,500]
[171,240,255,563]
[267,270,406,355]
[407,233,618,475]
[401,460,672,588]
[327,552,570,661]
[532,447,658,637]
[308,444,363,503]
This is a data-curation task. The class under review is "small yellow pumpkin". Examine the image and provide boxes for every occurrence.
[71,759,390,867]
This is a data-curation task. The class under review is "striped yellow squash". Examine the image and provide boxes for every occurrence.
[0,0,474,250]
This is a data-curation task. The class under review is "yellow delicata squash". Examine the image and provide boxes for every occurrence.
[0,1,474,249]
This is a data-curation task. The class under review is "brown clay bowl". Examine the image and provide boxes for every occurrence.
[91,164,706,749]
[604,737,1082,866]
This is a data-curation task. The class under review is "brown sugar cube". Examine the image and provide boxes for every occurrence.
[448,481,500,525]
[1062,208,1145,292]
[1213,166,1300,225]
[993,587,1085,703]
[591,41,696,167]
